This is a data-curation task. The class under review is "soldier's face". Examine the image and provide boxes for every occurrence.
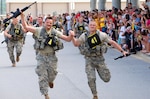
[45,19,53,30]
[88,21,97,32]
[78,17,83,22]
[12,18,18,25]
[53,16,57,21]
[37,17,43,23]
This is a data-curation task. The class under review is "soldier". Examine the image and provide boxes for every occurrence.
[34,16,43,27]
[4,17,27,67]
[73,15,88,38]
[73,15,88,54]
[1,13,11,44]
[72,20,128,99]
[52,15,63,32]
[20,12,74,99]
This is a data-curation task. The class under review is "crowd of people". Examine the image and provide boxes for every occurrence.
[0,1,150,99]
[18,2,150,55]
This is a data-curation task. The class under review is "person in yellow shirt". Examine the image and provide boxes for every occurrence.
[92,11,100,30]
[98,12,107,32]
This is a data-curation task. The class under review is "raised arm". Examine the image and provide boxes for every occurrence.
[20,12,36,33]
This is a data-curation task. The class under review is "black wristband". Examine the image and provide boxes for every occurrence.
[121,50,123,53]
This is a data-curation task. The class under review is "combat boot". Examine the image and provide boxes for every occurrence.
[93,95,98,99]
[49,82,54,88]
[16,55,20,62]
[45,94,50,99]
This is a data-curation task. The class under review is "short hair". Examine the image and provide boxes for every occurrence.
[89,20,96,24]
[45,16,53,21]
[129,2,132,5]
[38,16,43,19]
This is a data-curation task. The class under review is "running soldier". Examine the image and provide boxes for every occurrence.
[4,17,27,67]
[73,15,88,53]
[72,20,128,99]
[21,12,74,99]
[1,13,11,44]
[52,15,63,32]
[74,15,88,38]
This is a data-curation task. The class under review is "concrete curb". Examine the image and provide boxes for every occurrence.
[132,51,150,63]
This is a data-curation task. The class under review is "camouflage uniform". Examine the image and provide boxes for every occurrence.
[6,23,24,65]
[35,52,58,95]
[34,27,63,95]
[7,40,23,64]
[74,22,88,54]
[52,21,62,32]
[85,56,110,95]
[74,22,87,38]
[3,20,10,44]
[78,30,111,95]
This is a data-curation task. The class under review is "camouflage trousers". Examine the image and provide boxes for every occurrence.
[7,40,23,64]
[85,55,111,95]
[35,53,58,95]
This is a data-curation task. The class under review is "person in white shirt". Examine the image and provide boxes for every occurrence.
[118,21,126,48]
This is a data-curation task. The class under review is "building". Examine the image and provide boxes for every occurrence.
[4,0,146,17]
[0,0,6,15]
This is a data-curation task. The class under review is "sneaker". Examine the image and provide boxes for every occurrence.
[93,96,98,99]
[12,63,16,67]
[16,56,20,62]
[45,94,50,99]
[49,82,54,88]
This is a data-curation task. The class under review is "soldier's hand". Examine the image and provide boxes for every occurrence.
[20,11,25,18]
[7,34,12,39]
[122,50,129,57]
[69,30,75,37]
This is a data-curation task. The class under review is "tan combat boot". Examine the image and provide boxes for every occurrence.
[16,55,20,62]
[93,95,98,99]
[45,94,50,99]
[49,82,54,88]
